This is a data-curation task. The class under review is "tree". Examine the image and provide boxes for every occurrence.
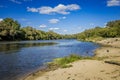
[0,18,21,40]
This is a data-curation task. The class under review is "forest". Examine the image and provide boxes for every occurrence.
[0,18,63,40]
[75,20,120,41]
[0,18,120,41]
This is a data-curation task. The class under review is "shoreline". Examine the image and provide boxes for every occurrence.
[24,38,120,80]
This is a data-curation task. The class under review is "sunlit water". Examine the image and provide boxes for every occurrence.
[0,39,99,80]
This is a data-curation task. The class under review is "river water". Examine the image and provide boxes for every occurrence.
[0,39,99,80]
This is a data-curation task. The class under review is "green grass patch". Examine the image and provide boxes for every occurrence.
[47,54,92,69]
[92,56,109,60]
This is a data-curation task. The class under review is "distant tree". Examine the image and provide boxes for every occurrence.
[0,18,120,41]
[0,18,21,40]
[75,20,120,41]
[106,20,120,28]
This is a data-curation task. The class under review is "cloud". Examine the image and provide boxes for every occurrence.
[62,16,66,19]
[39,24,47,28]
[27,7,38,12]
[27,4,80,15]
[10,0,22,4]
[49,19,59,24]
[0,18,3,22]
[78,27,82,29]
[26,22,31,25]
[10,0,32,4]
[49,27,60,30]
[59,16,67,19]
[107,0,120,6]
[63,30,68,32]
[20,18,27,21]
[90,23,95,26]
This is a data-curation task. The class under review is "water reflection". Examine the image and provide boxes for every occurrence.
[0,40,99,80]
[0,42,56,54]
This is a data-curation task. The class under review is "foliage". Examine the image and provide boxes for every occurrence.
[75,20,120,41]
[0,18,120,41]
[0,18,63,41]
[47,54,91,68]
[0,18,22,40]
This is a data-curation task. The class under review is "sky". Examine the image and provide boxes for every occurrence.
[0,0,120,34]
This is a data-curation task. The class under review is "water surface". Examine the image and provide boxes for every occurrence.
[0,39,99,80]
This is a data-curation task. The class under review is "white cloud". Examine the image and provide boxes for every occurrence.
[62,16,66,19]
[26,22,31,25]
[78,27,82,29]
[10,0,32,4]
[39,24,47,28]
[63,30,68,32]
[20,18,27,21]
[27,7,38,12]
[0,18,3,22]
[59,16,67,19]
[90,23,95,26]
[104,22,107,25]
[107,0,120,6]
[27,4,80,15]
[49,19,59,24]
[49,27,60,30]
[10,0,22,4]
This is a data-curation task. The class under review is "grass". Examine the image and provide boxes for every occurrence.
[78,37,104,42]
[93,56,109,61]
[47,52,120,70]
[47,54,92,69]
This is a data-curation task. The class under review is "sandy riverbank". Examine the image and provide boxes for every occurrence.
[24,38,120,80]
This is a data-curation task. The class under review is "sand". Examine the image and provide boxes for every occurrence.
[25,38,120,80]
[97,38,120,48]
[34,60,120,80]
[96,38,120,62]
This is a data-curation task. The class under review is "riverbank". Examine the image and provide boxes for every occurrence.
[24,38,120,80]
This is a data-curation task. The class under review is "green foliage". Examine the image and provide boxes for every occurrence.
[21,27,63,40]
[0,18,21,40]
[62,34,76,39]
[0,18,20,30]
[106,20,120,28]
[47,54,91,68]
[76,20,120,41]
[0,18,63,41]
[54,54,81,65]
[0,18,120,41]
[46,31,62,40]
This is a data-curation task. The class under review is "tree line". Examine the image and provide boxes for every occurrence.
[0,18,120,41]
[0,18,63,41]
[75,20,120,41]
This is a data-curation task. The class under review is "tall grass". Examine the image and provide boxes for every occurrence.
[47,54,91,69]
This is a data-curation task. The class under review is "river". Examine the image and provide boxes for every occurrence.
[0,39,99,80]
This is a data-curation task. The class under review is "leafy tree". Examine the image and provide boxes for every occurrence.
[0,18,120,41]
[75,20,120,41]
[0,18,21,40]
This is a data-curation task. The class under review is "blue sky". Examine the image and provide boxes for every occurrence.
[0,0,120,34]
